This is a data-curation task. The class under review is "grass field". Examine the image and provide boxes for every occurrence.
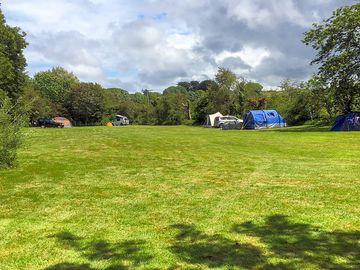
[0,126,359,269]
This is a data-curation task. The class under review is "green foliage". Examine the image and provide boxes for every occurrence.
[0,6,28,169]
[129,91,159,125]
[193,90,209,124]
[303,3,360,113]
[34,67,79,114]
[206,68,248,117]
[156,91,188,124]
[306,76,337,119]
[264,79,333,125]
[163,85,187,95]
[207,67,235,114]
[103,87,132,120]
[0,7,27,100]
[65,82,106,125]
[0,95,27,168]
[198,79,217,91]
[21,78,54,124]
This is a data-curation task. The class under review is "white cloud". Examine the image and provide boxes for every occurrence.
[215,46,270,68]
[166,33,200,50]
[67,64,104,81]
[2,0,358,91]
[227,0,318,28]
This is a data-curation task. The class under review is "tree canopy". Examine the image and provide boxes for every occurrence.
[0,6,27,100]
[34,67,79,106]
[303,3,360,113]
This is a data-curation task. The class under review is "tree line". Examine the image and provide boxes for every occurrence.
[22,65,358,127]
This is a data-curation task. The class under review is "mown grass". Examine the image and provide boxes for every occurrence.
[0,125,359,269]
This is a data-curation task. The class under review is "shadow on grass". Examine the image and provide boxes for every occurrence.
[170,215,360,269]
[44,232,153,270]
[169,224,264,268]
[261,126,331,132]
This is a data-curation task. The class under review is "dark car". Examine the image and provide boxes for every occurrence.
[38,118,64,128]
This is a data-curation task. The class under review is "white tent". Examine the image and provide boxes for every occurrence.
[204,112,223,127]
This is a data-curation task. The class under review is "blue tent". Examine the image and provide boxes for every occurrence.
[331,112,360,131]
[243,110,286,129]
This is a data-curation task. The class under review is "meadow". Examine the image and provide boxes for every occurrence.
[0,126,359,270]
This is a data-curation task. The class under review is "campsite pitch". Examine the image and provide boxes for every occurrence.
[0,126,359,269]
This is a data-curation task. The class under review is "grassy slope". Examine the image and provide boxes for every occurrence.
[0,126,359,269]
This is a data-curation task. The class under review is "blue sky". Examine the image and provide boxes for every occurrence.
[2,0,358,91]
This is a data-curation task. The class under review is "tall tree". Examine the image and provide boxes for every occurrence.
[22,77,54,124]
[303,3,360,113]
[0,6,28,168]
[65,83,105,125]
[34,67,79,113]
[155,90,188,124]
[207,67,244,115]
[0,6,27,100]
[103,88,132,120]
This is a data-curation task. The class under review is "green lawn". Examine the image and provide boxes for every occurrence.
[0,126,359,269]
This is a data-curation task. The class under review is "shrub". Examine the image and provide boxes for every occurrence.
[0,95,27,168]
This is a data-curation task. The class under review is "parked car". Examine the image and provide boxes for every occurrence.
[214,115,243,128]
[112,115,129,126]
[38,118,64,128]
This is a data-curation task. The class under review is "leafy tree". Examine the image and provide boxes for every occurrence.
[34,67,79,113]
[177,81,191,91]
[306,76,336,119]
[193,90,209,124]
[130,92,158,125]
[65,83,105,125]
[163,85,193,120]
[163,85,187,95]
[21,77,54,124]
[0,6,27,100]
[0,95,28,168]
[207,68,234,114]
[276,80,320,125]
[189,81,200,92]
[243,82,263,99]
[263,90,287,113]
[198,80,216,91]
[237,81,265,112]
[303,3,360,113]
[207,67,244,116]
[177,81,201,92]
[103,88,132,120]
[246,97,267,110]
[155,91,188,124]
[0,6,28,168]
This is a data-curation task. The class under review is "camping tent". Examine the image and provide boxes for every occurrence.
[53,117,72,128]
[204,112,223,127]
[243,110,286,129]
[331,112,360,131]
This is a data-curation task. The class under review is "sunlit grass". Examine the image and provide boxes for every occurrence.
[0,126,359,269]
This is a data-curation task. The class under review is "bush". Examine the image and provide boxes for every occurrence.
[0,95,27,168]
[181,119,196,126]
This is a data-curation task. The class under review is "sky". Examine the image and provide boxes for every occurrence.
[2,0,358,92]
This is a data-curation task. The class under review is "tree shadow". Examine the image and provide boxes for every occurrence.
[44,232,153,270]
[44,216,360,269]
[169,224,265,269]
[170,215,360,269]
[233,215,360,269]
[261,126,331,132]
